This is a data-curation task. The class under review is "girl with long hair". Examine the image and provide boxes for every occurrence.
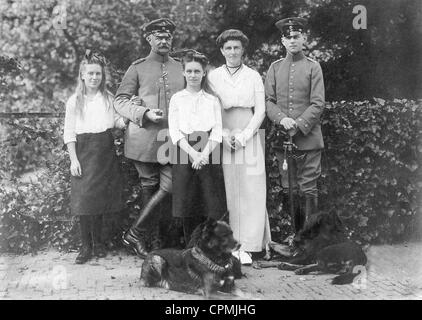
[168,50,227,245]
[63,50,127,264]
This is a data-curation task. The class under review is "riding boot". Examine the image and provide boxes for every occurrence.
[123,187,168,257]
[148,189,171,251]
[75,216,92,264]
[281,192,301,243]
[92,215,107,258]
[304,194,318,224]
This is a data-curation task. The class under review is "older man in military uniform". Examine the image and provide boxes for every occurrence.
[265,17,325,233]
[115,18,184,257]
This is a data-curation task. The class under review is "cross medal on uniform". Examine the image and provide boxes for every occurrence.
[156,72,168,116]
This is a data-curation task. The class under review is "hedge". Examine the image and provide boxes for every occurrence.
[1,98,421,253]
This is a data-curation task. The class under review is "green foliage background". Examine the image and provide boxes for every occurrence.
[1,0,421,253]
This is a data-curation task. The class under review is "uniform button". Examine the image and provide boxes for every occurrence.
[290,95,293,98]
[291,70,295,73]
[298,119,302,121]
[290,88,293,91]
[290,83,293,85]
[292,64,295,67]
[289,108,293,111]
[305,124,308,127]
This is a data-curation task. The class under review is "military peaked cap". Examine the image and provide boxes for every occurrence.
[275,17,307,36]
[142,18,176,38]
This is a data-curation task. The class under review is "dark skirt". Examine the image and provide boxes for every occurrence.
[71,129,124,216]
[172,131,227,219]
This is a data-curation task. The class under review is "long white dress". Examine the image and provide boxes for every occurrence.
[208,65,271,252]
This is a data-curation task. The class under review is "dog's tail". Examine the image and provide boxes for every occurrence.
[331,267,364,285]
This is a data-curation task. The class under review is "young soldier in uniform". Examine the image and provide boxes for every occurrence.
[265,17,325,233]
[114,18,184,257]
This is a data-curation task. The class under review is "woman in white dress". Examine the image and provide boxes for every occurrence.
[208,29,271,264]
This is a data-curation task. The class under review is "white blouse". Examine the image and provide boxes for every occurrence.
[208,65,266,146]
[63,91,126,144]
[168,89,223,144]
[208,65,265,109]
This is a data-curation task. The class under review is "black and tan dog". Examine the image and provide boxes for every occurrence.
[263,211,368,284]
[140,218,242,296]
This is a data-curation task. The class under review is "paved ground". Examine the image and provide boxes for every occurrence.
[1,241,422,300]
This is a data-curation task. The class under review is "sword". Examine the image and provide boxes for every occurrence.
[284,131,297,232]
[273,128,298,232]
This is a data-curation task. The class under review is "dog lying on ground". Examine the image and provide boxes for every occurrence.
[260,210,368,284]
[140,218,242,296]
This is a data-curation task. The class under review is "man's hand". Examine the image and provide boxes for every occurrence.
[279,117,297,131]
[145,109,164,123]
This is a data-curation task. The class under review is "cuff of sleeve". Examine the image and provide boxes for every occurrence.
[170,133,184,145]
[274,112,284,125]
[63,137,77,145]
[296,117,312,135]
[209,135,223,143]
[138,108,150,127]
[222,128,230,138]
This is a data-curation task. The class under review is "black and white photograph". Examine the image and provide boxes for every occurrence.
[0,0,421,305]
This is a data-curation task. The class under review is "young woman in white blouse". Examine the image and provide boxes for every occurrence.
[208,30,271,264]
[63,51,127,264]
[168,50,227,245]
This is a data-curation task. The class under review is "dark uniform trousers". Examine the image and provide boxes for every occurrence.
[278,149,321,197]
[114,51,184,247]
[265,51,325,198]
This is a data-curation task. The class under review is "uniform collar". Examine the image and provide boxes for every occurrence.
[285,51,306,62]
[147,50,169,63]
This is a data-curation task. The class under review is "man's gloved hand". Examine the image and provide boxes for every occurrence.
[145,109,164,123]
[279,117,297,131]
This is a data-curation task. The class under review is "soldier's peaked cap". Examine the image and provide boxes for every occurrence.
[275,17,307,36]
[142,18,176,38]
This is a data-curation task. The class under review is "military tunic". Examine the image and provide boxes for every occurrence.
[265,51,325,150]
[114,51,184,163]
[265,51,325,195]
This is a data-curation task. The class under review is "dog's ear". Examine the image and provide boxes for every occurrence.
[200,217,217,242]
[204,217,217,229]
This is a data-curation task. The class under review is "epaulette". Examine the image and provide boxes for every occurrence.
[270,58,284,66]
[306,56,317,63]
[131,57,146,65]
